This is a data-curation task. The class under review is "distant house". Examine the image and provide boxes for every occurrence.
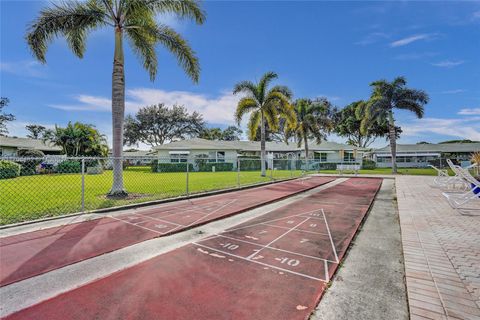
[152,138,366,169]
[0,136,62,157]
[372,143,480,168]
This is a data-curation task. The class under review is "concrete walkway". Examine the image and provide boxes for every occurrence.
[312,179,409,319]
[396,176,480,320]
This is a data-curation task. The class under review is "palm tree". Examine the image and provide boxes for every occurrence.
[233,72,296,177]
[361,76,429,173]
[287,98,333,159]
[26,0,205,197]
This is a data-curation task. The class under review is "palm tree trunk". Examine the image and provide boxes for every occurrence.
[304,134,309,170]
[388,112,397,174]
[108,28,127,197]
[260,112,266,177]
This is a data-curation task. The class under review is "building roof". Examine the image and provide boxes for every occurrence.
[123,150,155,157]
[153,138,365,152]
[0,136,62,152]
[374,143,480,154]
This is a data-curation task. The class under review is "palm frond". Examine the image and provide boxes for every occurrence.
[258,71,278,102]
[234,97,258,125]
[270,85,292,99]
[26,1,107,62]
[137,0,206,24]
[263,104,280,132]
[144,23,200,82]
[233,80,258,97]
[247,110,261,140]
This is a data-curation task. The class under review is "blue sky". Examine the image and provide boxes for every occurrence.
[1,0,479,149]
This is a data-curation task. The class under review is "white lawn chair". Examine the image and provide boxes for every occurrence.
[428,164,453,188]
[442,163,480,214]
[429,160,468,191]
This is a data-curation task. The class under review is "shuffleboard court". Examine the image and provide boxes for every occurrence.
[0,176,335,287]
[4,178,382,320]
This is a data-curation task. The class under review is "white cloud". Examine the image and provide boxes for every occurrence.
[6,121,55,138]
[49,89,242,125]
[458,108,480,115]
[393,52,438,61]
[400,117,480,141]
[390,34,435,47]
[431,60,465,68]
[355,32,390,46]
[440,89,466,94]
[0,60,47,78]
[316,94,341,102]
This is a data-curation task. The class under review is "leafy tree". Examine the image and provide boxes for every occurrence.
[361,77,428,173]
[286,98,333,159]
[439,139,479,144]
[200,126,243,141]
[27,0,205,197]
[199,127,223,140]
[334,101,399,148]
[233,72,296,176]
[0,97,15,136]
[124,104,205,147]
[25,124,47,139]
[222,126,243,141]
[44,122,109,157]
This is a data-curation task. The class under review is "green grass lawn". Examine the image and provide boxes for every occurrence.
[0,165,450,225]
[0,167,302,225]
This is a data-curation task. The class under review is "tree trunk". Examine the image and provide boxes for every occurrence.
[304,134,309,170]
[260,112,266,177]
[108,28,127,197]
[388,112,397,174]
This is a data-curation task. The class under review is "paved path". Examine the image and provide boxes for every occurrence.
[396,176,480,320]
[4,178,382,320]
[0,176,333,287]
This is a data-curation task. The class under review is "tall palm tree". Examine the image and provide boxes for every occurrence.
[287,98,333,159]
[361,76,429,174]
[26,0,205,197]
[233,72,296,177]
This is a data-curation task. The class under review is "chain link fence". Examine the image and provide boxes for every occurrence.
[2,155,477,225]
[0,156,306,225]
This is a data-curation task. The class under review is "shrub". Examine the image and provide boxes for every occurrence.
[239,159,261,171]
[362,159,377,170]
[317,162,337,170]
[16,149,45,176]
[198,162,234,172]
[151,161,193,172]
[56,160,81,173]
[0,160,21,179]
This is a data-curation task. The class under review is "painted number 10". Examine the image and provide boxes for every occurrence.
[221,243,239,251]
[278,258,300,267]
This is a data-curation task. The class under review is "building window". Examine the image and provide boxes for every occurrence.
[314,152,327,162]
[0,148,2,157]
[207,151,226,162]
[171,154,187,163]
[217,151,225,163]
[344,153,355,162]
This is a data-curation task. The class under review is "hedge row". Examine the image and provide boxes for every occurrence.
[198,162,234,172]
[151,161,193,172]
[0,160,21,179]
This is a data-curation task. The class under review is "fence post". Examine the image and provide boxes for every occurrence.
[81,158,85,212]
[237,159,240,188]
[186,160,189,196]
[270,159,274,180]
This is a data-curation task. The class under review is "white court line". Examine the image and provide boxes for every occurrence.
[246,217,310,260]
[166,199,238,234]
[109,216,165,234]
[227,208,326,232]
[193,242,326,282]
[209,234,338,263]
[257,223,329,236]
[185,199,238,228]
[137,200,229,220]
[324,260,329,282]
[321,208,339,263]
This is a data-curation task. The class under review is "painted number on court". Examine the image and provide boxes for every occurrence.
[221,243,239,251]
[277,258,300,267]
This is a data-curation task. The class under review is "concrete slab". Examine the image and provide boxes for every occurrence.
[312,179,409,320]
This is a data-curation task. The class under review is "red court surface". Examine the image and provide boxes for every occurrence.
[0,176,334,287]
[5,178,382,320]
